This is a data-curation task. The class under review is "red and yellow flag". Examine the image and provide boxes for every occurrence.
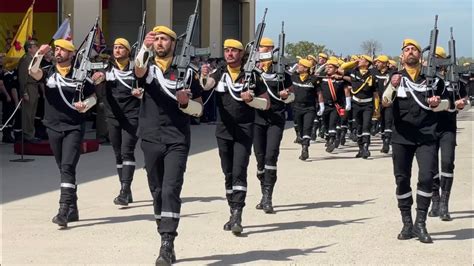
[5,3,34,70]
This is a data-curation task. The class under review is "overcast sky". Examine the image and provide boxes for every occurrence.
[256,0,472,57]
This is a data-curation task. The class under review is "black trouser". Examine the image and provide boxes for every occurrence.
[217,131,253,209]
[432,130,456,192]
[141,140,189,236]
[352,101,373,144]
[322,105,339,137]
[253,122,284,187]
[47,126,84,205]
[294,107,316,143]
[392,142,437,211]
[380,106,393,139]
[1,97,15,135]
[107,118,139,185]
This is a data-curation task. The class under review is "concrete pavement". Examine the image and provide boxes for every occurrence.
[1,111,472,265]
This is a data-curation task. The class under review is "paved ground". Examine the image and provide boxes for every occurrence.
[1,110,472,265]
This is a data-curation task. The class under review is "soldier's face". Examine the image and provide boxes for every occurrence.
[113,45,129,60]
[258,46,272,53]
[325,64,337,75]
[297,64,309,73]
[402,45,421,66]
[54,47,73,64]
[153,34,175,57]
[224,47,243,65]
[318,57,327,65]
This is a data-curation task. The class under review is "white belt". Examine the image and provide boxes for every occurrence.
[352,96,373,103]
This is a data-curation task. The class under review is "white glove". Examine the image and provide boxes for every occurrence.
[345,97,352,111]
[317,102,325,116]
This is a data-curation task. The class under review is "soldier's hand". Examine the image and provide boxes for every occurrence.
[143,31,157,48]
[391,74,401,87]
[92,72,105,84]
[279,89,289,99]
[176,89,191,106]
[201,64,211,77]
[455,99,466,110]
[427,96,441,107]
[74,101,87,112]
[240,90,254,103]
[132,87,144,98]
[38,44,51,55]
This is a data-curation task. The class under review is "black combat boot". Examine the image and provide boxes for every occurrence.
[340,128,347,146]
[334,130,341,148]
[380,137,390,153]
[52,203,70,228]
[255,171,265,210]
[439,190,452,221]
[412,209,433,243]
[299,143,309,161]
[68,194,79,222]
[223,208,233,231]
[114,183,133,206]
[355,143,363,158]
[155,234,176,266]
[261,185,274,214]
[230,208,243,235]
[362,142,371,159]
[326,136,336,153]
[397,210,414,240]
[428,190,440,217]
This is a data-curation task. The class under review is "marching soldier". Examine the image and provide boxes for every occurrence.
[292,58,323,160]
[29,39,100,228]
[317,58,350,152]
[134,26,203,265]
[343,55,379,159]
[382,39,444,243]
[253,37,293,213]
[428,46,468,221]
[373,55,393,153]
[200,39,269,235]
[93,38,141,206]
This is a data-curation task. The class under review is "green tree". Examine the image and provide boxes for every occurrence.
[286,41,331,58]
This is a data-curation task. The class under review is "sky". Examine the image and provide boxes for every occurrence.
[256,0,472,57]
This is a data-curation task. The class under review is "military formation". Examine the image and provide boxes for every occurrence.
[1,4,473,266]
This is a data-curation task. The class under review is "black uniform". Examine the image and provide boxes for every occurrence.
[374,68,393,151]
[253,70,292,212]
[138,61,201,237]
[1,70,19,142]
[210,66,265,208]
[43,65,95,225]
[391,69,444,242]
[104,60,140,204]
[318,77,348,139]
[291,74,319,145]
[429,80,467,220]
[346,68,377,145]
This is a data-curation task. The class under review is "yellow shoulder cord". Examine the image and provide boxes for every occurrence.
[351,76,372,95]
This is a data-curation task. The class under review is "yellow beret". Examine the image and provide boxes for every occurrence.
[114,38,131,51]
[296,56,302,60]
[463,62,471,67]
[328,56,338,61]
[375,55,389,63]
[326,58,340,67]
[435,46,446,59]
[402,38,421,52]
[54,39,75,52]
[318,53,328,59]
[360,55,373,63]
[298,58,313,68]
[350,55,359,61]
[388,59,397,66]
[153,26,177,40]
[260,37,274,47]
[307,54,317,61]
[340,61,358,71]
[224,39,244,50]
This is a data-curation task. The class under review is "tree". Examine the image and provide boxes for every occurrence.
[360,39,382,57]
[286,41,332,58]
